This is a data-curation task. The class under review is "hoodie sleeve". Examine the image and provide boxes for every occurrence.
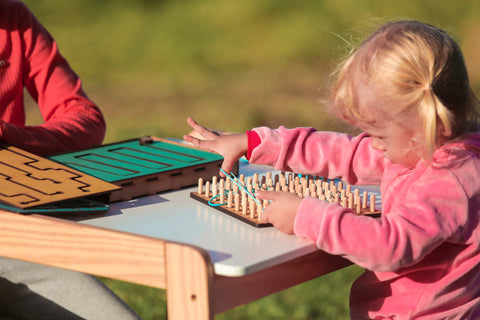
[294,165,469,271]
[249,126,386,185]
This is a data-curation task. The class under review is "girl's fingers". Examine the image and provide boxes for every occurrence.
[182,134,214,152]
[259,209,270,223]
[220,160,236,177]
[256,190,280,201]
[182,134,197,145]
[187,117,218,139]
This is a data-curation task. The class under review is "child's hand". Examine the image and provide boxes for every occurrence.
[256,190,302,235]
[183,117,248,176]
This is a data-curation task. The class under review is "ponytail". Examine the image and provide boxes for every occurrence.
[331,20,480,160]
[421,85,453,160]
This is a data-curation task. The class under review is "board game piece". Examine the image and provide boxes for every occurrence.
[190,171,382,228]
[0,145,119,209]
[51,137,238,202]
[0,198,109,215]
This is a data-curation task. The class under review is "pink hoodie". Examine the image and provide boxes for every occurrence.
[249,126,480,319]
[0,0,105,155]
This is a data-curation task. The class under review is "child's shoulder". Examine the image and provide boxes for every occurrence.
[434,131,480,166]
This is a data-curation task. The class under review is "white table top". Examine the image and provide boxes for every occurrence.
[79,161,380,277]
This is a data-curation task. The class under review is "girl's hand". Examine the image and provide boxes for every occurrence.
[256,190,302,235]
[183,117,248,176]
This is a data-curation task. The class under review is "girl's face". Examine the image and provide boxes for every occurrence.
[355,83,423,168]
[359,120,422,168]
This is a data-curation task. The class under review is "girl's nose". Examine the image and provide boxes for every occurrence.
[371,137,386,151]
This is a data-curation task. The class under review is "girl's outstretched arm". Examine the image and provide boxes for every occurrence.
[184,117,248,176]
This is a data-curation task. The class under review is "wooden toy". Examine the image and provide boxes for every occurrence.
[0,198,109,215]
[190,171,381,228]
[0,145,119,209]
[51,137,238,202]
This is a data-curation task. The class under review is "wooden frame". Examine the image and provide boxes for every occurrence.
[0,210,351,319]
[49,137,238,203]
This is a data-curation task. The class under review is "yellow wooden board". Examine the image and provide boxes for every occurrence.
[0,145,120,209]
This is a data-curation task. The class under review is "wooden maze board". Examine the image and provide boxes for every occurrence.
[51,137,236,202]
[190,171,382,228]
[0,145,120,209]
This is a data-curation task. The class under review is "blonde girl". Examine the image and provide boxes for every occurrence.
[185,20,480,319]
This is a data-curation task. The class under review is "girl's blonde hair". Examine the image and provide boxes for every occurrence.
[331,20,480,159]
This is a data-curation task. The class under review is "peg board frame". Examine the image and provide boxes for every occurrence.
[190,171,382,228]
[190,191,272,228]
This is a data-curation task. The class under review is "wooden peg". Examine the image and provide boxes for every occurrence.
[253,173,258,186]
[242,191,247,215]
[219,179,225,204]
[362,191,368,209]
[197,178,203,195]
[227,190,233,208]
[334,192,339,203]
[348,192,353,209]
[250,199,255,219]
[370,194,376,213]
[205,181,210,198]
[212,177,218,197]
[225,177,231,190]
[234,193,240,212]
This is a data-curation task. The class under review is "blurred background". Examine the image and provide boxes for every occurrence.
[21,0,480,319]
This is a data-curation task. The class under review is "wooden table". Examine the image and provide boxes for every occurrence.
[0,162,356,319]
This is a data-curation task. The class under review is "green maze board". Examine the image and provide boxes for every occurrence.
[0,199,109,216]
[50,137,233,202]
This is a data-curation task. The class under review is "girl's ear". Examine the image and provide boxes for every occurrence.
[409,133,427,160]
[409,136,421,150]
[437,122,453,142]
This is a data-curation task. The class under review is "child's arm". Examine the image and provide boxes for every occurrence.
[0,2,105,156]
[250,126,385,185]
[184,117,248,176]
[185,118,385,184]
[293,168,469,272]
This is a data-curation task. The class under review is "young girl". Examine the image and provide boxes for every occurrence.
[184,20,480,319]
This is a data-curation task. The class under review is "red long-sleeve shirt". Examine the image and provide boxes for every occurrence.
[0,0,106,156]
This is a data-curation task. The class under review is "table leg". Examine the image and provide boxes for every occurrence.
[166,242,215,320]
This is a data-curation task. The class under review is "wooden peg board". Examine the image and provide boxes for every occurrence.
[190,171,381,228]
[51,137,238,202]
[0,145,120,209]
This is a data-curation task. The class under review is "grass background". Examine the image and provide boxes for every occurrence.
[20,0,480,319]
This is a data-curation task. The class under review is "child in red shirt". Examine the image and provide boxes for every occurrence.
[0,1,140,319]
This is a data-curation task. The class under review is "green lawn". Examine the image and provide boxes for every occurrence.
[20,1,480,318]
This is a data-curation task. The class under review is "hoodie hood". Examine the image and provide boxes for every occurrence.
[433,131,480,167]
